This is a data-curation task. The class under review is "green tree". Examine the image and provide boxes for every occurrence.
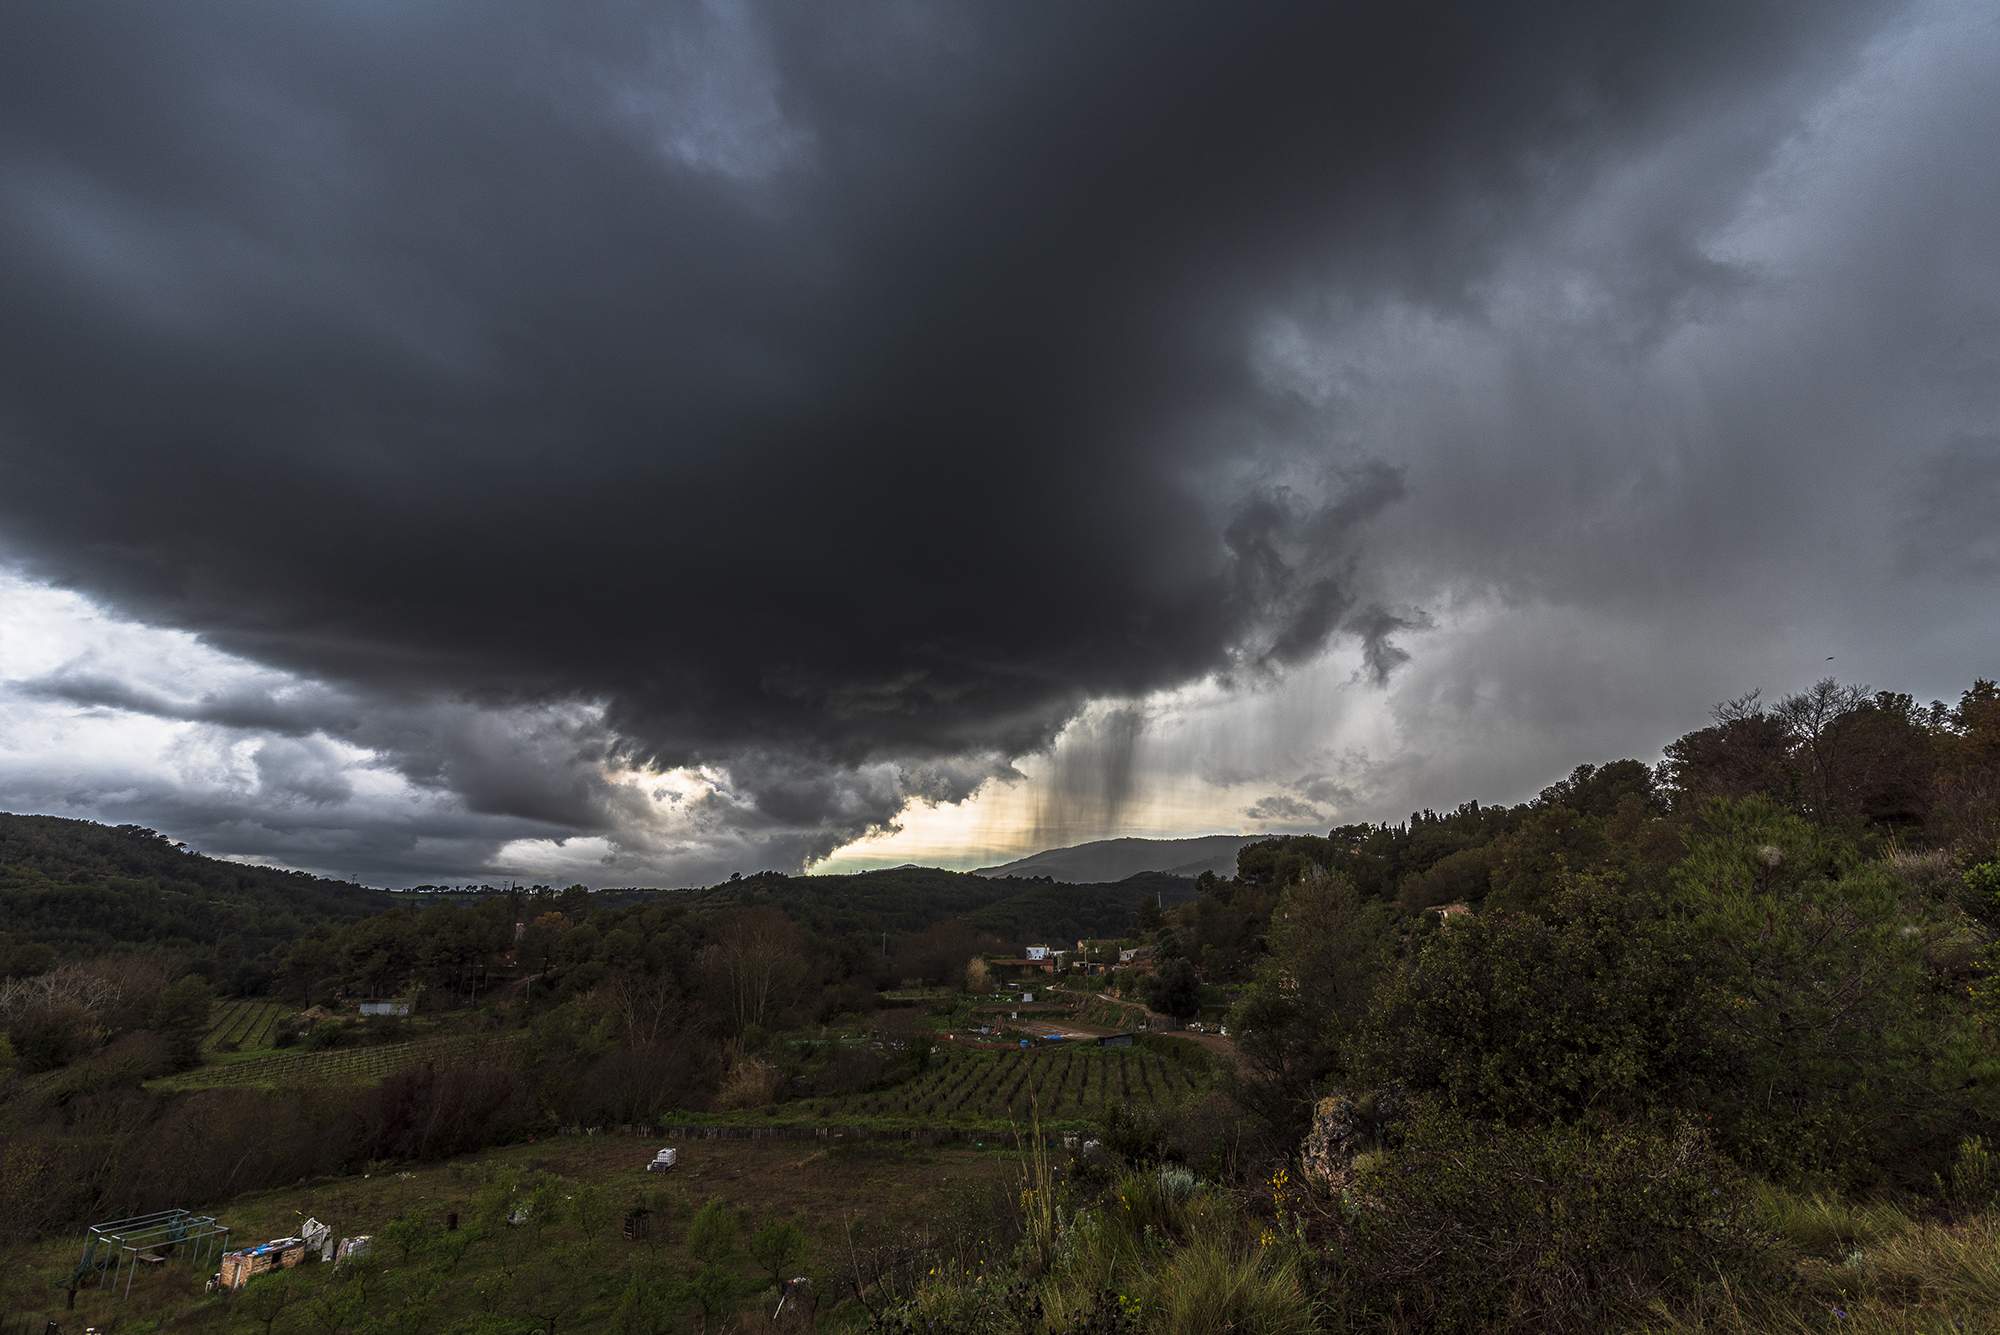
[1670,799,1982,1183]
[1362,877,1702,1125]
[748,1216,808,1292]
[683,1199,744,1330]
[1232,873,1390,1138]
[153,974,212,1067]
[381,1211,434,1266]
[610,1261,686,1335]
[685,1198,738,1264]
[1145,957,1202,1022]
[237,1267,305,1335]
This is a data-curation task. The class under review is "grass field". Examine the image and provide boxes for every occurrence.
[155,1031,516,1091]
[792,1042,1207,1128]
[0,1134,1021,1332]
[200,998,291,1054]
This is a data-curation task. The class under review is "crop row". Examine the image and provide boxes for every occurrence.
[202,998,291,1052]
[818,1045,1202,1124]
[166,1032,510,1090]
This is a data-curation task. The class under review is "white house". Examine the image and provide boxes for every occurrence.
[1025,944,1050,961]
[358,998,412,1017]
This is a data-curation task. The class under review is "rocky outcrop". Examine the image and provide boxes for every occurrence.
[1299,1087,1407,1191]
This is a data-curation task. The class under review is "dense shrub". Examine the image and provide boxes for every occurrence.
[1303,1106,1773,1333]
[1360,880,1704,1126]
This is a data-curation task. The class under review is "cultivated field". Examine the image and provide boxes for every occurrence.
[157,1032,515,1091]
[200,998,291,1053]
[801,1042,1208,1126]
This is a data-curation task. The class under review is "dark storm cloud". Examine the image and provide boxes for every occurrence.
[1900,436,2000,579]
[17,659,631,830]
[1346,606,1432,687]
[1244,793,1324,827]
[0,1,1910,871]
[19,667,358,737]
[11,648,976,877]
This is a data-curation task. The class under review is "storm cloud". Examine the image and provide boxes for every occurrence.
[2,1,1994,882]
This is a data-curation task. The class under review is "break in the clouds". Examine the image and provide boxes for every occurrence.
[1,1,1996,884]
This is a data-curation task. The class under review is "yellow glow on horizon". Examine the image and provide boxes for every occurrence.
[811,757,1258,874]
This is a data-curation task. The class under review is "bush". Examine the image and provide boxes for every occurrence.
[1941,1135,1998,1213]
[303,1019,350,1050]
[1107,1167,1206,1242]
[8,1000,98,1072]
[1098,1100,1169,1166]
[716,1054,783,1109]
[1309,1105,1773,1333]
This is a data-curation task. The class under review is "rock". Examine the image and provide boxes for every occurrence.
[1300,1087,1406,1191]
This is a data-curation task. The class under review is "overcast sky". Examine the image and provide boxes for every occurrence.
[1,1,1994,886]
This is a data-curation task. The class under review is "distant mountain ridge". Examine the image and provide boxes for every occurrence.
[972,834,1256,883]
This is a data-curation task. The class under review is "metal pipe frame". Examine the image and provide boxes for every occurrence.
[77,1209,230,1295]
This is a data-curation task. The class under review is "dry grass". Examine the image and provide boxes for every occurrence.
[1642,1211,2000,1334]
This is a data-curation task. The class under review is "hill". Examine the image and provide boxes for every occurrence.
[676,864,1194,941]
[0,812,391,968]
[972,833,1257,882]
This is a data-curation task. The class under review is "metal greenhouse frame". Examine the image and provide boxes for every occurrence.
[74,1209,231,1298]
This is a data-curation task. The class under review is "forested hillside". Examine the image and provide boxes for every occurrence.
[659,865,1194,942]
[0,814,388,982]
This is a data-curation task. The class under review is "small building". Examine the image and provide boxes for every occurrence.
[1025,944,1050,961]
[1432,902,1473,924]
[358,998,412,1017]
[1096,1032,1136,1048]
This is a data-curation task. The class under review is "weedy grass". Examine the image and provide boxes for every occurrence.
[1749,1182,1912,1255]
[1640,1211,2000,1334]
[1151,1233,1314,1335]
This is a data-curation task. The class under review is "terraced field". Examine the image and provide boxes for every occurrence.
[157,1032,515,1091]
[200,998,291,1053]
[798,1042,1208,1126]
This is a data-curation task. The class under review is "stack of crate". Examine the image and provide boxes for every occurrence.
[217,1237,308,1290]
